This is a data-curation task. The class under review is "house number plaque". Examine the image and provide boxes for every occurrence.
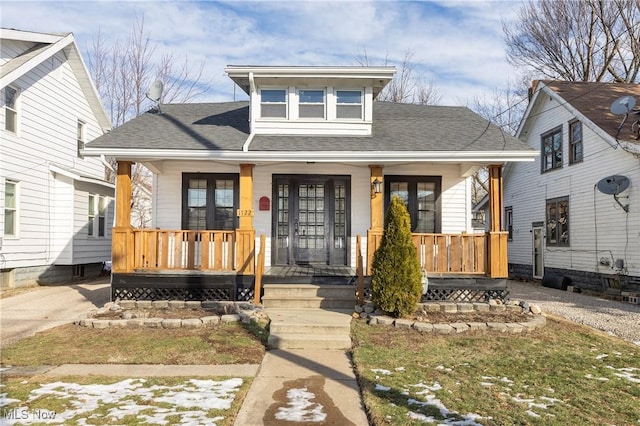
[237,209,254,217]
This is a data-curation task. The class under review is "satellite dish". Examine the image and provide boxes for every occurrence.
[597,175,630,195]
[610,95,636,115]
[146,80,164,102]
[597,175,630,212]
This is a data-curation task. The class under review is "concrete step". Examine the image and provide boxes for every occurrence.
[267,333,352,350]
[266,308,353,350]
[270,322,351,335]
[262,296,355,309]
[263,284,355,298]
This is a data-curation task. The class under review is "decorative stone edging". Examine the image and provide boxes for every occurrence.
[357,300,546,334]
[75,300,267,329]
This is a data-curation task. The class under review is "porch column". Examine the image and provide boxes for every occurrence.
[487,164,508,278]
[112,161,133,273]
[367,165,384,274]
[236,164,256,274]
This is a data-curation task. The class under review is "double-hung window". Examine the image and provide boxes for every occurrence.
[4,180,17,236]
[260,89,287,118]
[385,176,441,233]
[298,90,325,119]
[336,90,363,119]
[182,173,239,230]
[569,121,583,164]
[542,127,563,172]
[4,86,18,133]
[88,195,107,237]
[546,197,569,246]
[77,120,85,158]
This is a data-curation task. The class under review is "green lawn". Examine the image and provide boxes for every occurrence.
[351,316,640,425]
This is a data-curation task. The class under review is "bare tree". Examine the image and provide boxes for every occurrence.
[357,50,442,105]
[504,0,640,83]
[86,15,211,227]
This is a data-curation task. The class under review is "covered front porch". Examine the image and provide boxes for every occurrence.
[110,162,508,302]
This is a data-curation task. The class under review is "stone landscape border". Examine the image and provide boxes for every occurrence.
[76,299,545,334]
[363,300,546,334]
[75,300,266,329]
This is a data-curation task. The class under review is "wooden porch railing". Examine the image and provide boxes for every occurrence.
[366,230,490,275]
[131,229,235,271]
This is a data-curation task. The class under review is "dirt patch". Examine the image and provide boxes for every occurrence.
[92,307,223,320]
[414,310,531,323]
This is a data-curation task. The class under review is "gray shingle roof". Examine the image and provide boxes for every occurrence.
[86,101,532,152]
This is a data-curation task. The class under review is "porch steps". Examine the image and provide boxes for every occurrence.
[261,284,355,309]
[262,284,355,350]
[265,308,353,350]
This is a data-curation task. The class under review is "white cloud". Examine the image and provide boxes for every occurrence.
[1,0,526,106]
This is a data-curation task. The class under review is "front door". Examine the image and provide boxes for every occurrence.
[532,223,544,279]
[273,175,349,266]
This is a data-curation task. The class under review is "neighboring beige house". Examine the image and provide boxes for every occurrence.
[1,28,113,287]
[504,81,640,293]
[84,65,537,301]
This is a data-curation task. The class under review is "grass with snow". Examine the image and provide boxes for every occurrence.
[352,315,640,425]
[1,375,250,425]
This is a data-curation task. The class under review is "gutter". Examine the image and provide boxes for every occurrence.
[242,72,256,152]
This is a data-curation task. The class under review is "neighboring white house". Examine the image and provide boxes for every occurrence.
[84,65,537,301]
[504,80,640,292]
[0,28,114,287]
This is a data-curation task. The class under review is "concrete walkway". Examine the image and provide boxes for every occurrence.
[234,349,368,426]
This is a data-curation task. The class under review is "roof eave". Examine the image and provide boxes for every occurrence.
[82,148,539,163]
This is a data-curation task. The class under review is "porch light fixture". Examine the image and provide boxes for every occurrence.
[371,178,383,194]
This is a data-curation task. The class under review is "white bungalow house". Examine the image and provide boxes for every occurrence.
[504,81,640,293]
[83,65,537,302]
[0,28,114,287]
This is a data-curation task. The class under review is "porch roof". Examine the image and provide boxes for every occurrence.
[84,101,536,161]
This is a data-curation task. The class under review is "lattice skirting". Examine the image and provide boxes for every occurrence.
[422,289,509,303]
[112,286,255,302]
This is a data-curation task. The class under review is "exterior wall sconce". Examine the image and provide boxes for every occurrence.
[371,178,383,194]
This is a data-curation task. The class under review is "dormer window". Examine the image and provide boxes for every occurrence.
[261,89,287,118]
[336,90,363,119]
[298,90,325,119]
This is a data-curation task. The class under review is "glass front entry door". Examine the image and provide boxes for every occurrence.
[273,176,349,266]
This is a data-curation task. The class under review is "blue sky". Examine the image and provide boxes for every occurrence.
[1,0,524,106]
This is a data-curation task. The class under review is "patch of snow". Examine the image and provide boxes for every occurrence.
[527,410,541,418]
[375,384,391,392]
[596,354,608,360]
[274,387,327,423]
[371,368,393,376]
[480,382,494,387]
[1,378,242,425]
[585,374,609,381]
[395,367,406,372]
[410,382,443,394]
[500,377,514,384]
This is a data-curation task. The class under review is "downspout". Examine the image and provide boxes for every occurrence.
[242,71,256,152]
[101,155,116,175]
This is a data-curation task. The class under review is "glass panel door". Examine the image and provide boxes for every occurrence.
[275,183,290,265]
[295,183,327,263]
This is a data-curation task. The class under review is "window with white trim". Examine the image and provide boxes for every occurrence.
[77,120,85,158]
[88,194,107,237]
[336,90,363,119]
[298,90,325,119]
[260,89,287,118]
[4,86,18,133]
[4,180,17,236]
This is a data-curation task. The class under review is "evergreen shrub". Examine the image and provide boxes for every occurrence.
[370,195,423,318]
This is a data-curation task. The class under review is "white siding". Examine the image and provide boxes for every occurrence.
[70,182,114,264]
[0,39,111,271]
[505,94,640,278]
[154,160,472,268]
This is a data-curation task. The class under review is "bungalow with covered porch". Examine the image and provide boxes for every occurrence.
[83,65,537,305]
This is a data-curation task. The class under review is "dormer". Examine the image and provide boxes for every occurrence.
[225,66,396,136]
